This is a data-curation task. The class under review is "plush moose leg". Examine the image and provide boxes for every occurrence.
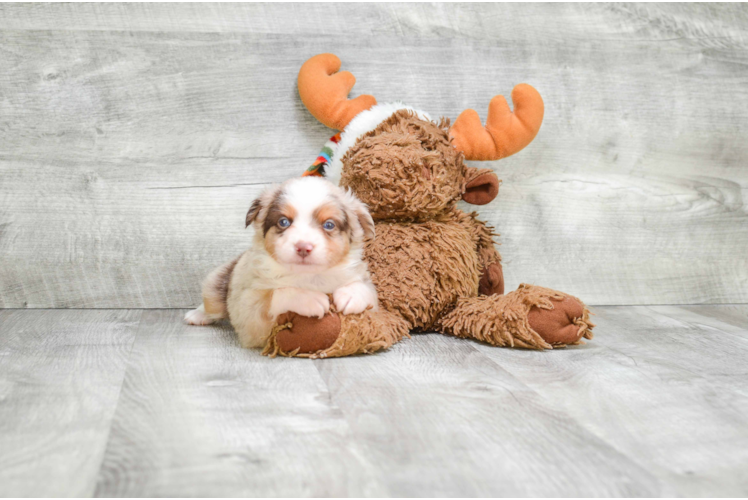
[439,284,594,349]
[263,309,409,359]
[476,242,504,297]
[451,209,505,296]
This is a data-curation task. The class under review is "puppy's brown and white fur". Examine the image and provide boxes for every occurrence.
[184,177,378,348]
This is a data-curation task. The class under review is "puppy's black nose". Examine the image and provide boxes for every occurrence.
[295,241,314,257]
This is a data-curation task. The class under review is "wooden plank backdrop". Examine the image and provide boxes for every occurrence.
[1,3,747,308]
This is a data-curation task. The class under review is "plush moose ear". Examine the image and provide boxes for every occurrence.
[245,198,262,228]
[462,167,500,205]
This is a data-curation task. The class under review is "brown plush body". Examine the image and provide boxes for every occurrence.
[268,213,592,358]
[266,96,594,357]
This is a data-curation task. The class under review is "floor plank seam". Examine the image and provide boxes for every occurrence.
[87,309,145,497]
[471,340,678,494]
[309,359,393,496]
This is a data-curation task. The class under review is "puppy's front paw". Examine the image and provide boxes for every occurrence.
[271,288,330,319]
[291,291,330,319]
[333,281,379,315]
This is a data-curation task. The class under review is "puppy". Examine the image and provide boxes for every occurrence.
[184,176,379,349]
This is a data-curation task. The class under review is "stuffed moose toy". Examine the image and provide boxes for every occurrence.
[263,53,594,358]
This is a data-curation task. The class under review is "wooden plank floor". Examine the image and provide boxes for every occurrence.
[1,306,747,497]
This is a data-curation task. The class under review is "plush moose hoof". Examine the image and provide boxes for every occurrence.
[274,312,341,354]
[527,296,586,345]
[479,262,504,296]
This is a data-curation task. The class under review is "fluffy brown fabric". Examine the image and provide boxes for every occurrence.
[264,308,409,359]
[453,209,502,271]
[340,111,465,221]
[365,210,482,331]
[266,111,595,358]
[439,284,594,349]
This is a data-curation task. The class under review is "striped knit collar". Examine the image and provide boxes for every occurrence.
[302,133,341,177]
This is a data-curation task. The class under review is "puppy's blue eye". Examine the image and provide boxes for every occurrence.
[323,220,336,231]
[278,217,291,228]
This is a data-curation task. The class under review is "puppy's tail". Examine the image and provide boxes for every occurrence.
[201,256,239,320]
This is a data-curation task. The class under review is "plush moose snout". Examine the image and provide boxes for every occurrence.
[462,167,500,205]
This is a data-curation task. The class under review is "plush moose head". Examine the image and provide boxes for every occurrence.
[297,53,545,220]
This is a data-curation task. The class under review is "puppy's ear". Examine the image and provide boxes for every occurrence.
[355,206,375,239]
[341,190,375,239]
[245,198,262,228]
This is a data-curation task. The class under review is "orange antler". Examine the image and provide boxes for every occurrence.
[297,53,377,131]
[449,84,544,161]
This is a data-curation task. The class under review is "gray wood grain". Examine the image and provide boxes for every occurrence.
[2,306,748,496]
[2,3,747,42]
[94,310,383,497]
[1,3,747,307]
[677,304,748,331]
[473,305,748,497]
[312,334,664,497]
[0,309,141,497]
